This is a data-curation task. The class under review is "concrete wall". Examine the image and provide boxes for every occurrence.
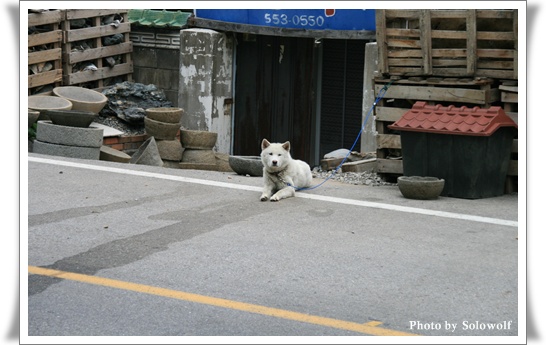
[361,42,379,153]
[179,28,234,154]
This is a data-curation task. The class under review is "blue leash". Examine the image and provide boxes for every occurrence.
[290,81,392,191]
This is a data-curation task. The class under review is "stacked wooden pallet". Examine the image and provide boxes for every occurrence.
[375,9,518,79]
[28,10,64,95]
[62,9,133,88]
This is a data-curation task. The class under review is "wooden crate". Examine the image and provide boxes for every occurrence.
[374,76,501,181]
[28,10,64,94]
[376,9,518,79]
[62,9,133,88]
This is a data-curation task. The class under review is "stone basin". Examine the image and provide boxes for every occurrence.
[53,86,108,113]
[145,107,184,123]
[180,129,218,149]
[42,109,97,128]
[228,155,263,177]
[397,176,445,200]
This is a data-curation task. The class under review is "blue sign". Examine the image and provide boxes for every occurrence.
[194,9,376,31]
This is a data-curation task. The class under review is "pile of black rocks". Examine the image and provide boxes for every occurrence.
[96,82,174,135]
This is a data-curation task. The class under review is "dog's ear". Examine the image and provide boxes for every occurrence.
[282,141,290,152]
[261,139,270,150]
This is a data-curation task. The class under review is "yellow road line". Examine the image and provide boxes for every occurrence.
[28,266,419,336]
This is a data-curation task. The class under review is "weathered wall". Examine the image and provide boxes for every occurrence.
[179,28,234,154]
[361,42,379,153]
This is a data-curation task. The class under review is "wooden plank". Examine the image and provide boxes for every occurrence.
[376,158,403,174]
[477,60,514,70]
[430,10,471,18]
[476,9,515,19]
[376,106,408,122]
[430,30,468,39]
[65,22,131,42]
[384,10,421,19]
[501,91,518,103]
[28,69,63,88]
[477,31,516,41]
[374,84,496,104]
[28,10,64,26]
[386,39,421,48]
[385,28,421,37]
[377,134,401,149]
[28,30,63,47]
[432,49,467,58]
[375,9,388,74]
[28,48,62,65]
[64,62,133,85]
[420,10,432,75]
[466,10,477,75]
[64,9,127,20]
[477,49,515,58]
[66,42,133,64]
[388,58,423,67]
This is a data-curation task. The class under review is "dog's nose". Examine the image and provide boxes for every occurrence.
[272,160,278,166]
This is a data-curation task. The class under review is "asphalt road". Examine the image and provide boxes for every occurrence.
[24,153,521,342]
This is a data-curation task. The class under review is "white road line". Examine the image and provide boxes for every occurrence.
[28,156,518,227]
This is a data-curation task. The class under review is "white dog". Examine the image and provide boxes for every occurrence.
[260,139,313,202]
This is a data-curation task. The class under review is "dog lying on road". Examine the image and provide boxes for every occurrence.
[260,139,313,202]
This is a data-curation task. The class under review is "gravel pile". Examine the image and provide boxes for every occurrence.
[312,167,397,186]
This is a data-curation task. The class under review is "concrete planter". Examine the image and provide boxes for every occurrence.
[146,107,184,124]
[397,176,445,200]
[53,86,108,114]
[36,121,103,148]
[156,139,183,161]
[28,96,73,121]
[180,129,217,149]
[144,117,180,140]
[42,109,97,128]
[181,149,216,164]
[228,155,263,176]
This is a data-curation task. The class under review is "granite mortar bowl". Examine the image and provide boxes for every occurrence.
[397,176,445,200]
[42,109,97,128]
[53,86,108,113]
[228,155,264,177]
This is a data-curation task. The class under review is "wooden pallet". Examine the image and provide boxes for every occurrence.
[376,9,518,79]
[28,10,64,94]
[62,9,133,88]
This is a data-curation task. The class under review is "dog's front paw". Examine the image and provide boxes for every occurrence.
[269,195,280,202]
[260,194,269,201]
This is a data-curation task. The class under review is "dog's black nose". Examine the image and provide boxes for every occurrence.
[272,160,278,166]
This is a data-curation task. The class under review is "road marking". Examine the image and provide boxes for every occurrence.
[28,156,518,227]
[28,265,418,336]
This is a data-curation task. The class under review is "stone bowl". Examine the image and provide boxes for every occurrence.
[180,129,218,149]
[144,117,181,140]
[146,107,184,123]
[28,110,40,127]
[28,95,73,119]
[41,109,97,128]
[52,86,108,113]
[228,155,263,177]
[397,176,445,200]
